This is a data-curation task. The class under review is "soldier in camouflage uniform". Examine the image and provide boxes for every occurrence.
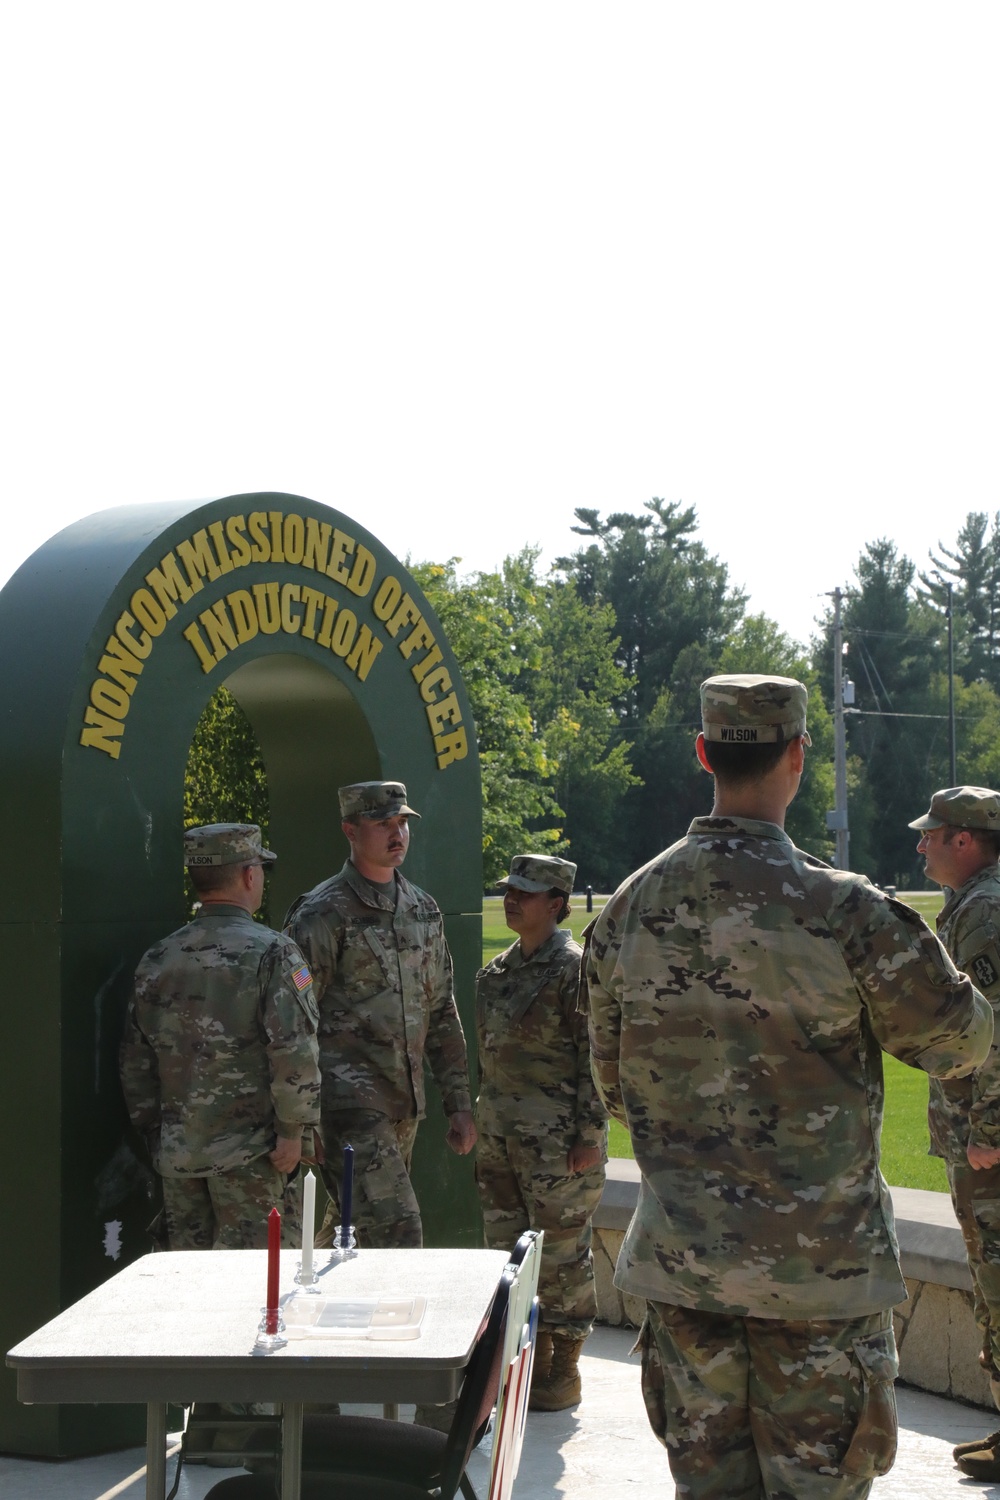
[120,824,321,1250]
[284,781,476,1251]
[586,675,993,1500]
[908,786,1000,1481]
[475,854,607,1412]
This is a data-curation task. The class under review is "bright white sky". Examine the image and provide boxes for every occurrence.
[1,4,997,649]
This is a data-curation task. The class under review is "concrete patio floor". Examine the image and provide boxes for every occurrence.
[3,1325,998,1498]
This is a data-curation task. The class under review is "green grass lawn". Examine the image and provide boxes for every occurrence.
[875,887,947,1190]
[481,894,606,956]
[899,890,942,922]
[480,888,950,1191]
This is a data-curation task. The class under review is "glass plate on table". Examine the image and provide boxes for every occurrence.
[282,1295,426,1340]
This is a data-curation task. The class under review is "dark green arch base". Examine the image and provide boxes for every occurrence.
[0,494,482,1456]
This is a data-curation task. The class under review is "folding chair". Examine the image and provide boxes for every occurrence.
[485,1232,542,1500]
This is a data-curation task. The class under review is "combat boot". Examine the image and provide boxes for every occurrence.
[529,1334,585,1411]
[531,1330,554,1385]
[957,1435,1000,1481]
[953,1426,1000,1459]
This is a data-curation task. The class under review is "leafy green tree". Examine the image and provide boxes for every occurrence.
[817,540,942,888]
[183,685,271,916]
[413,551,636,886]
[413,555,562,885]
[717,615,835,859]
[621,642,718,860]
[522,576,639,888]
[561,498,746,727]
[184,686,269,833]
[844,755,877,880]
[919,511,1000,690]
[925,672,1000,791]
[558,498,747,877]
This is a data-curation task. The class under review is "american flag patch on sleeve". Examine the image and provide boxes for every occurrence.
[291,964,312,991]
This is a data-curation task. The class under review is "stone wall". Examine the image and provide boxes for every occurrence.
[593,1161,992,1409]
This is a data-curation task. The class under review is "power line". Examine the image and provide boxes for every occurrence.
[847,628,943,642]
[848,710,970,721]
[853,638,887,710]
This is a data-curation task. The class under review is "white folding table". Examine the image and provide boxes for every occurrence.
[7,1246,509,1500]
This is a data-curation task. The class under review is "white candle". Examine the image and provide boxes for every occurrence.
[302,1170,316,1276]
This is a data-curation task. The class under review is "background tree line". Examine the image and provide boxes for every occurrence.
[416,500,834,886]
[186,502,1000,894]
[816,514,1000,890]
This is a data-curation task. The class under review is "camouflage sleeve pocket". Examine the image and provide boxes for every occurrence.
[279,952,320,1028]
[294,982,320,1029]
[841,1329,898,1478]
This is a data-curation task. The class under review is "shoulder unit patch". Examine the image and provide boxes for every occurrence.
[971,949,1000,991]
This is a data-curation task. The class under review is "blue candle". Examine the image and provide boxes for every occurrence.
[341,1143,354,1247]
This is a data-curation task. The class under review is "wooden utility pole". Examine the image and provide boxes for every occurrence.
[947,582,957,783]
[827,587,850,870]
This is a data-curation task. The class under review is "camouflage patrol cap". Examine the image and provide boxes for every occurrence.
[700,674,812,747]
[908,786,1000,832]
[338,781,421,820]
[499,854,577,896]
[184,823,277,868]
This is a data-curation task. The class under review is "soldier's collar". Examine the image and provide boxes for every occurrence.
[519,929,565,962]
[497,929,564,968]
[194,900,253,919]
[689,814,792,844]
[945,861,1000,904]
[344,859,406,911]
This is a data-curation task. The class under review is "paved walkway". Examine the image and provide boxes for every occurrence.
[2,1326,997,1498]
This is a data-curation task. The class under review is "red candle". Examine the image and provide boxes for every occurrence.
[266,1207,281,1334]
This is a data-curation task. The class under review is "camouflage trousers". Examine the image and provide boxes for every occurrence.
[638,1300,898,1500]
[475,1130,603,1337]
[317,1110,422,1248]
[161,1156,295,1249]
[946,1155,1000,1402]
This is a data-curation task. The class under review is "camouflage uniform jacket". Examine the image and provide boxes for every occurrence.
[587,815,993,1320]
[475,929,607,1149]
[928,862,1000,1160]
[285,861,472,1120]
[120,903,321,1176]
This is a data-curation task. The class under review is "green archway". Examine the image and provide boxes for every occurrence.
[0,494,482,1456]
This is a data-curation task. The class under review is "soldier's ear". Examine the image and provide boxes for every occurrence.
[695,733,713,774]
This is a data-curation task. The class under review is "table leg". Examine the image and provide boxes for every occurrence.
[146,1402,167,1500]
[282,1400,304,1500]
[383,1402,400,1420]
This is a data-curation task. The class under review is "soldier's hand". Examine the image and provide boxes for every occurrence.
[567,1142,604,1173]
[446,1110,477,1155]
[968,1142,1000,1170]
[269,1136,303,1174]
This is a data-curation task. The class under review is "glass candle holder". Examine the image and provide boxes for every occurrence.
[333,1224,357,1258]
[255,1305,288,1352]
[294,1261,321,1292]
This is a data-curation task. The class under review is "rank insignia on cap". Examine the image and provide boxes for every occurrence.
[972,951,1000,990]
[291,964,312,991]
